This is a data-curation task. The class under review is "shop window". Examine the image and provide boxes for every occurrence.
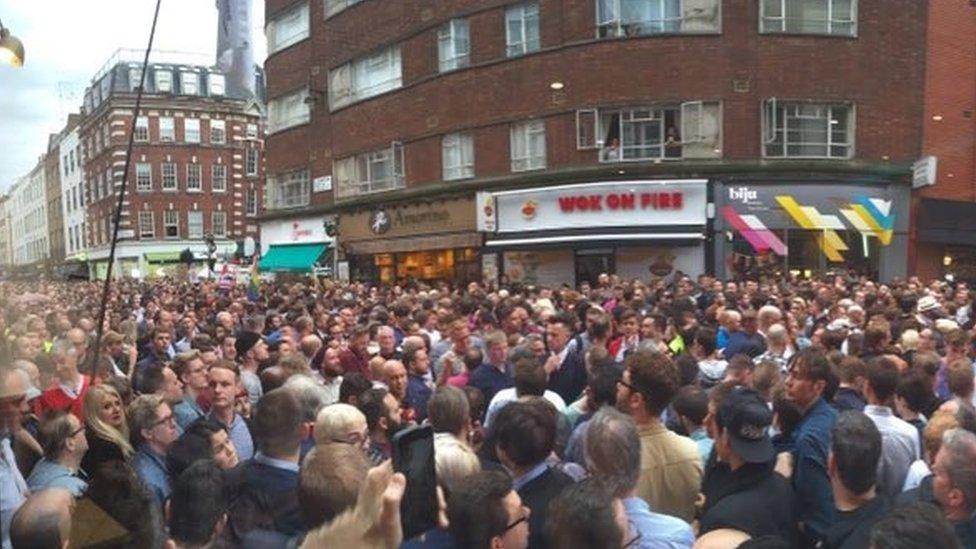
[438,19,470,72]
[760,0,856,36]
[510,120,546,172]
[597,0,721,37]
[506,3,541,57]
[442,133,474,181]
[763,100,854,159]
[334,142,405,199]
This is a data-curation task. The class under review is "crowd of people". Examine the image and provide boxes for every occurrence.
[1,271,975,548]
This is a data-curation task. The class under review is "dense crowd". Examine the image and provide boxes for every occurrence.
[1,272,976,549]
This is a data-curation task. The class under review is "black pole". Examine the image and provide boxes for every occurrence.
[91,0,163,378]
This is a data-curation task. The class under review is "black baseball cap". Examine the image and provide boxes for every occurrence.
[235,331,264,358]
[717,386,774,464]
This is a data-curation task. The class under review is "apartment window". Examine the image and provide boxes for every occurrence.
[761,0,856,36]
[268,88,311,133]
[587,107,685,161]
[162,162,178,191]
[188,211,204,239]
[246,188,258,216]
[155,70,173,93]
[134,116,149,142]
[597,0,692,37]
[246,123,258,139]
[184,118,201,143]
[136,163,152,192]
[267,169,310,209]
[329,46,402,109]
[334,142,405,199]
[268,1,310,53]
[212,211,227,237]
[510,120,546,171]
[212,164,227,192]
[185,164,201,191]
[442,133,474,180]
[105,168,113,196]
[159,117,175,142]
[438,19,470,72]
[506,3,540,57]
[210,120,226,144]
[164,210,179,238]
[129,67,144,92]
[324,0,362,18]
[209,74,226,96]
[181,72,200,95]
[138,211,154,238]
[246,147,259,176]
[763,100,853,158]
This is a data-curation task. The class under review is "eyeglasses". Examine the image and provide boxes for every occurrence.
[616,378,637,392]
[152,414,175,428]
[504,514,528,532]
[69,425,85,438]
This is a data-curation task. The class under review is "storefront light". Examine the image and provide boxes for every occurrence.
[549,81,564,90]
[944,255,953,267]
[932,115,944,121]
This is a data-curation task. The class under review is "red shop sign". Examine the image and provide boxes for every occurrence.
[557,192,684,213]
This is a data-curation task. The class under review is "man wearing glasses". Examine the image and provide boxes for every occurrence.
[25,412,88,496]
[129,394,179,506]
[446,470,530,549]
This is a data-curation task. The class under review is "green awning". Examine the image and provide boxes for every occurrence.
[144,251,183,263]
[259,243,328,272]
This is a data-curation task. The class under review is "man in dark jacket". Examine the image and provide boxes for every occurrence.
[544,313,587,405]
[824,411,888,549]
[699,386,799,545]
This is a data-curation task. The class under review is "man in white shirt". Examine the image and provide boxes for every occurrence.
[862,357,919,498]
[1,368,31,549]
[485,357,566,429]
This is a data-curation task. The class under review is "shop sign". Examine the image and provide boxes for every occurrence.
[369,207,451,234]
[492,180,707,233]
[912,156,937,189]
[260,217,331,254]
[476,192,496,232]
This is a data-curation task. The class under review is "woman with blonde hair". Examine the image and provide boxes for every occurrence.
[80,384,134,473]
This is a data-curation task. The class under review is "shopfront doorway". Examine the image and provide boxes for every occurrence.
[575,249,615,287]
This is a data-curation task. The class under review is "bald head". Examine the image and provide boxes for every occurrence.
[300,335,323,360]
[10,488,74,549]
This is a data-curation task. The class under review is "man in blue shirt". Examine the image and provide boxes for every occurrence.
[129,394,179,506]
[26,412,88,496]
[584,407,695,549]
[404,349,433,422]
[207,363,254,460]
[469,331,513,405]
[785,348,839,547]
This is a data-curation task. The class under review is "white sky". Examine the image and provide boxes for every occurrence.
[0,0,268,191]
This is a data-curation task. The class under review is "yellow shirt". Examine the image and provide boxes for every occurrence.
[635,421,702,522]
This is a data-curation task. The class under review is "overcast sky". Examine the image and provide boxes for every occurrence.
[0,0,267,191]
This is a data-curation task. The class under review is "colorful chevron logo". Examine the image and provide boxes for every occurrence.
[722,206,788,256]
[774,196,849,262]
[839,195,894,245]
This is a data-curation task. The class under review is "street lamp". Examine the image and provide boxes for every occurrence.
[0,19,24,67]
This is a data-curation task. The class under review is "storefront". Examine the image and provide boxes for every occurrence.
[713,181,909,281]
[258,216,335,275]
[338,197,481,285]
[915,198,976,284]
[478,180,708,287]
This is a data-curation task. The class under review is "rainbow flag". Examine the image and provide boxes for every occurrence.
[247,256,260,302]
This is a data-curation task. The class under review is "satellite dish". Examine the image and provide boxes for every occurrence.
[244,237,256,257]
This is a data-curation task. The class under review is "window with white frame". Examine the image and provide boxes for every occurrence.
[268,88,311,133]
[266,169,310,209]
[209,74,226,96]
[184,118,201,143]
[136,163,152,192]
[162,162,178,191]
[246,123,258,139]
[597,0,700,38]
[164,210,179,238]
[155,70,173,93]
[328,46,402,109]
[210,120,226,144]
[104,168,113,196]
[760,0,856,36]
[181,72,200,95]
[159,117,175,141]
[581,107,686,161]
[129,67,144,92]
[438,19,470,72]
[506,3,541,57]
[763,100,853,158]
[188,211,204,239]
[510,120,546,171]
[212,211,227,237]
[246,148,259,176]
[246,188,258,216]
[138,211,154,238]
[187,164,202,191]
[334,142,405,199]
[134,116,149,142]
[268,1,310,53]
[212,164,227,192]
[442,133,474,180]
[324,0,362,18]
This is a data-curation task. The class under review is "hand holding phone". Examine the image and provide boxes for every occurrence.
[391,424,438,540]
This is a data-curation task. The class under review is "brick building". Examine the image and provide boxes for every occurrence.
[79,50,265,279]
[262,0,965,285]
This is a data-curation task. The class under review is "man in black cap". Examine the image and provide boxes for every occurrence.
[235,331,268,407]
[699,386,799,545]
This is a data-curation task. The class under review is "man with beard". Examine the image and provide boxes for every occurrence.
[357,387,403,465]
[313,346,344,407]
